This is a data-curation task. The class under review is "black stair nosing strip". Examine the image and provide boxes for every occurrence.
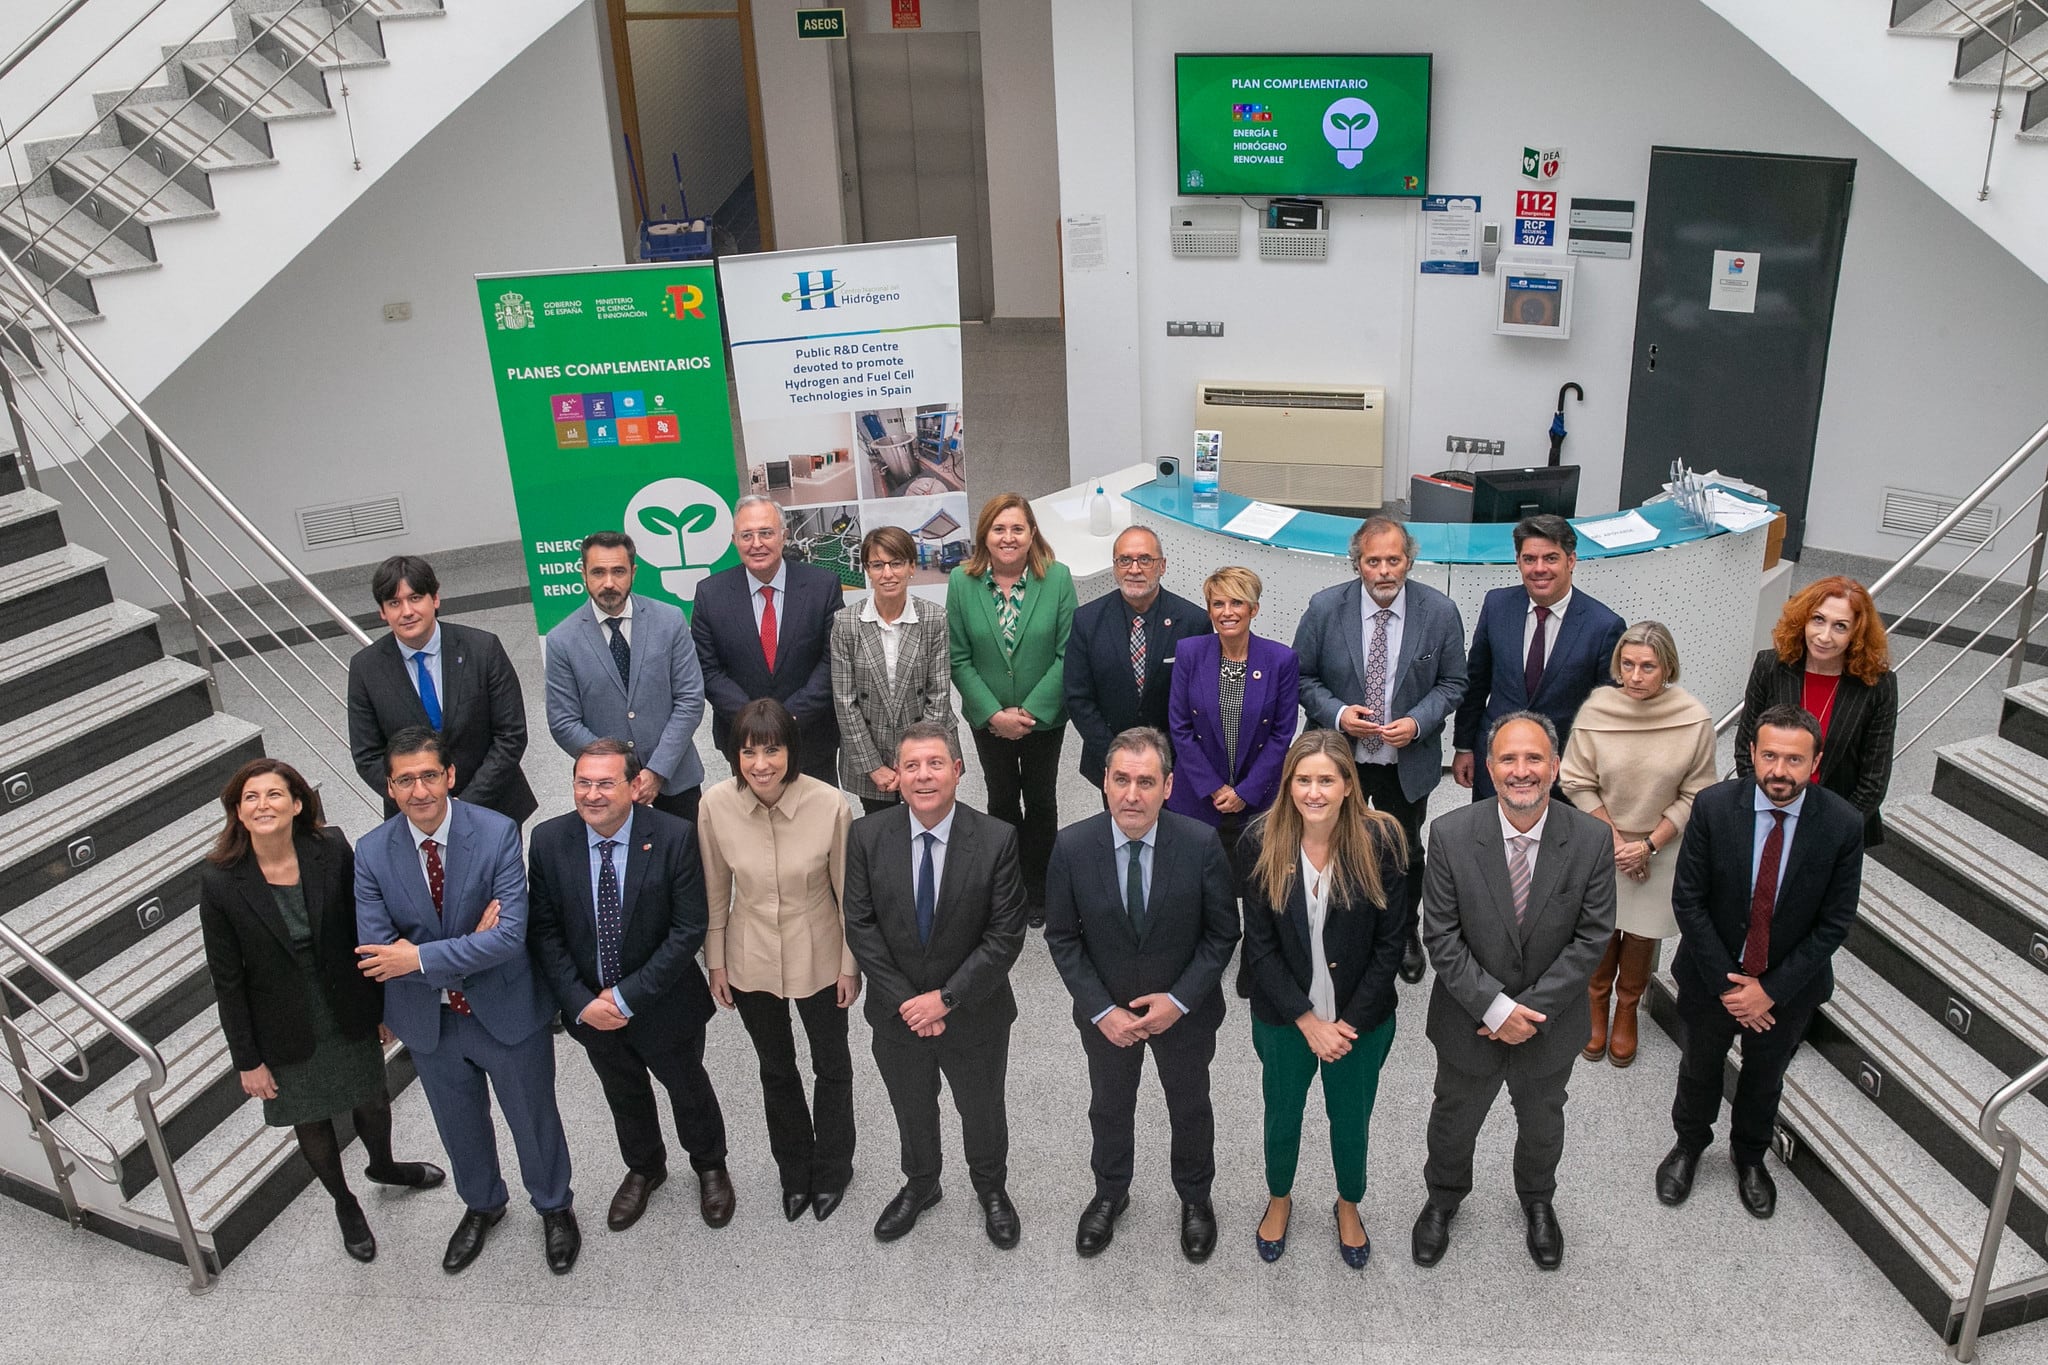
[0,1165,218,1272]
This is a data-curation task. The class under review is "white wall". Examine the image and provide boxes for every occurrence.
[980,0,1062,319]
[750,1,845,250]
[1051,0,2048,572]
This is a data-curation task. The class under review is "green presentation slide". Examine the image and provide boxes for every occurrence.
[1175,53,1432,198]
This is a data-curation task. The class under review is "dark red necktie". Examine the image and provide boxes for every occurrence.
[759,585,778,671]
[422,838,472,1015]
[1523,605,1551,700]
[1743,810,1786,976]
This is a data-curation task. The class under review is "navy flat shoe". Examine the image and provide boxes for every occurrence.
[1333,1201,1371,1270]
[1255,1200,1291,1263]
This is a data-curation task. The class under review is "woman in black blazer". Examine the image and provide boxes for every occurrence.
[1734,575,1897,847]
[197,759,442,1262]
[1241,730,1409,1271]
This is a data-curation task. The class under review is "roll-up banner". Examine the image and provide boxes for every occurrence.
[476,262,741,633]
[717,238,968,596]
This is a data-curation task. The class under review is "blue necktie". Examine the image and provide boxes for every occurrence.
[413,651,442,729]
[596,839,623,988]
[916,832,937,946]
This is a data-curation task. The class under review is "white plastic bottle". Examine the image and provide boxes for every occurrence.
[1087,484,1113,536]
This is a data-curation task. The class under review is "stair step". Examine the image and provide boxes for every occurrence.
[0,195,159,288]
[0,806,216,997]
[2000,674,2048,759]
[1856,858,2048,1079]
[179,53,332,123]
[0,487,65,566]
[1891,0,2016,39]
[0,601,164,729]
[1954,24,2048,88]
[1934,733,2048,851]
[49,1008,239,1198]
[1879,794,2048,964]
[0,656,215,809]
[0,543,112,642]
[16,909,211,1107]
[114,102,274,178]
[250,8,389,68]
[364,0,448,18]
[49,147,218,227]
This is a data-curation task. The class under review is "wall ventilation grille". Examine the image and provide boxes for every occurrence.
[1879,488,1997,546]
[297,495,406,550]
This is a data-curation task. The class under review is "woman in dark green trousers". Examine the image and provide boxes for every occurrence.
[1240,729,1409,1269]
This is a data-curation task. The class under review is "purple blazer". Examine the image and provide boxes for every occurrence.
[1166,632,1300,826]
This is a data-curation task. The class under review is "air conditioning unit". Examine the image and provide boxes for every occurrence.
[1194,381,1385,509]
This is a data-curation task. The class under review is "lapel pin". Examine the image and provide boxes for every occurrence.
[1163,617,1172,627]
[641,842,652,852]
[1252,670,1263,680]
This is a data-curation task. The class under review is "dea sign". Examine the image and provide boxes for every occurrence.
[625,476,733,599]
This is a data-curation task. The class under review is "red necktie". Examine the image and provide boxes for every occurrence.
[759,585,778,671]
[1743,810,1786,976]
[422,838,472,1016]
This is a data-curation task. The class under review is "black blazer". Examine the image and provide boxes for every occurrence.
[346,622,537,823]
[1671,777,1863,1012]
[1062,588,1211,785]
[1239,826,1409,1035]
[198,827,381,1072]
[525,806,716,1039]
[1732,650,1896,847]
[691,560,845,779]
[1041,809,1240,1030]
[841,802,1028,1045]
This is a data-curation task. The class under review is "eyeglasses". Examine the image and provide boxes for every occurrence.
[572,778,623,794]
[735,528,782,544]
[1113,555,1161,570]
[865,559,909,572]
[388,769,449,792]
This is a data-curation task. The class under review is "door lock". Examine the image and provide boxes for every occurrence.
[1646,343,1659,373]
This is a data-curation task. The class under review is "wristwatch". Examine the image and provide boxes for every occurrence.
[939,989,959,1011]
[1643,838,1660,858]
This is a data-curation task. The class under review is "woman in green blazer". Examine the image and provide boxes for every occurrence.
[947,491,1077,922]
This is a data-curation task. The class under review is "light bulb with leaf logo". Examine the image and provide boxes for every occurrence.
[1321,97,1379,170]
[624,476,734,600]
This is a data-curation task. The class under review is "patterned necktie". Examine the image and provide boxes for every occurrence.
[605,616,631,690]
[1360,608,1393,755]
[1744,810,1787,975]
[1129,613,1147,691]
[421,838,472,1015]
[1125,839,1147,937]
[1524,605,1552,701]
[595,839,623,989]
[1506,833,1534,926]
[412,652,442,729]
[915,832,937,946]
[759,585,779,671]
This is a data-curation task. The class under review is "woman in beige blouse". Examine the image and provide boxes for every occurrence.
[698,698,859,1223]
[1560,621,1716,1069]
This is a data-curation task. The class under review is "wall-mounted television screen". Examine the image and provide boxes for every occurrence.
[1175,53,1432,198]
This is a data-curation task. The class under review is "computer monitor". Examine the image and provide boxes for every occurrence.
[1470,465,1580,523]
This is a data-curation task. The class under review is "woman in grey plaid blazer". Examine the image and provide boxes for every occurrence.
[829,526,957,813]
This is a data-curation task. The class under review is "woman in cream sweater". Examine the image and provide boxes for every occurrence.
[1559,621,1717,1069]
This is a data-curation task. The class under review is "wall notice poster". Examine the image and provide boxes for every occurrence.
[1709,249,1760,313]
[1419,194,1480,274]
[717,238,968,595]
[476,262,742,634]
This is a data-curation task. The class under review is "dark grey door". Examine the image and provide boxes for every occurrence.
[1618,147,1855,558]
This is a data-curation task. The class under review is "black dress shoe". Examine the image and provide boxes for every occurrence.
[812,1185,847,1223]
[442,1206,506,1274]
[1736,1161,1777,1219]
[543,1208,581,1275]
[1074,1193,1128,1257]
[608,1170,666,1231]
[364,1160,445,1190]
[336,1196,376,1263]
[1027,910,1047,929]
[783,1188,815,1223]
[699,1167,736,1228]
[1524,1201,1564,1270]
[874,1183,942,1242]
[1399,932,1427,984]
[1181,1200,1217,1263]
[982,1187,1021,1249]
[1656,1145,1701,1207]
[1411,1203,1454,1267]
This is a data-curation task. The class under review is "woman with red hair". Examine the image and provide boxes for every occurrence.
[1734,575,1897,846]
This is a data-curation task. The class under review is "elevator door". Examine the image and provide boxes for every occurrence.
[831,28,995,321]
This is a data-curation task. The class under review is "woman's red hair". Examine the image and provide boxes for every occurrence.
[1772,575,1889,685]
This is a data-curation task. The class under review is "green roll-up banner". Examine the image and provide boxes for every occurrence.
[476,261,740,634]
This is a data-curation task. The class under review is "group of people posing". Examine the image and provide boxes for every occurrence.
[195,490,1895,1278]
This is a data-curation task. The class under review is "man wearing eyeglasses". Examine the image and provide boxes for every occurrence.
[1064,526,1211,796]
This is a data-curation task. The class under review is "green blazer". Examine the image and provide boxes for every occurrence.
[947,561,1077,731]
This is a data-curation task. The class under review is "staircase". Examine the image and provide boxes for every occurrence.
[1890,0,2048,141]
[1649,679,2048,1346]
[0,438,412,1279]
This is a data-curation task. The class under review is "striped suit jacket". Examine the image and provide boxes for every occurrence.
[828,598,956,801]
[1732,648,1897,847]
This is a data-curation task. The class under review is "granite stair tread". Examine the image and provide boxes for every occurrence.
[0,655,208,767]
[1938,733,2048,821]
[50,147,218,226]
[1953,23,2048,88]
[0,807,215,982]
[47,1008,234,1171]
[0,487,60,532]
[1886,793,2048,937]
[250,8,388,68]
[15,911,206,1082]
[0,273,100,330]
[113,103,274,175]
[2006,674,2048,722]
[1891,0,2018,39]
[0,543,106,609]
[0,602,159,688]
[0,196,158,278]
[179,53,332,122]
[1860,860,2048,1059]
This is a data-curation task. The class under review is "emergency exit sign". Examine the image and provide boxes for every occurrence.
[796,7,845,38]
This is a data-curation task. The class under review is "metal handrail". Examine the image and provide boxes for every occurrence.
[0,919,212,1294]
[0,0,95,85]
[1952,1053,2048,1361]
[1940,0,2048,90]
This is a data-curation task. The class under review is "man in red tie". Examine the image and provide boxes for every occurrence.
[691,495,845,782]
[1658,703,1864,1218]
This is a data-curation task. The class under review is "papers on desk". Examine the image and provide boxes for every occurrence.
[1707,489,1776,533]
[1221,501,1300,540]
[1577,509,1660,549]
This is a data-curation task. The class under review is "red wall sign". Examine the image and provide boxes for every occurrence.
[1515,190,1558,219]
[892,0,922,29]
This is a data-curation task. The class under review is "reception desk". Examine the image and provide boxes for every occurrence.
[1035,466,1772,728]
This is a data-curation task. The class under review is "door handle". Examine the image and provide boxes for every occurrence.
[1646,343,1659,373]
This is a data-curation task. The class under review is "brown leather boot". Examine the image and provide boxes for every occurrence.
[1608,933,1658,1068]
[1582,932,1622,1061]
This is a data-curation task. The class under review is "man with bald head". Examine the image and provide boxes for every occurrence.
[1064,526,1211,794]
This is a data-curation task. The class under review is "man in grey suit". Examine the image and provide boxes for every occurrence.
[1295,516,1468,984]
[1413,710,1615,1271]
[544,531,707,824]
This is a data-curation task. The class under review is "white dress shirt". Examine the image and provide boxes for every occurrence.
[407,802,460,1003]
[1088,821,1189,1022]
[1751,786,1807,896]
[1522,588,1573,669]
[586,808,635,1016]
[1302,849,1339,1021]
[1482,801,1551,1033]
[1355,584,1407,766]
[748,560,791,632]
[398,625,443,707]
[909,801,957,926]
[861,592,920,676]
[592,595,634,647]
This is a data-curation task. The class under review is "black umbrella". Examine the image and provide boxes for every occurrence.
[1548,382,1584,467]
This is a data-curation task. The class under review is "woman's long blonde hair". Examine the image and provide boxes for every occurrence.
[1249,730,1407,911]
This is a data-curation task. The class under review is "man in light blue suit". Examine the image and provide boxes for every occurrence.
[355,727,577,1276]
[545,530,708,824]
[1295,516,1469,984]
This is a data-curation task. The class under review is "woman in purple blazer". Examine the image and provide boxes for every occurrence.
[1167,566,1302,882]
